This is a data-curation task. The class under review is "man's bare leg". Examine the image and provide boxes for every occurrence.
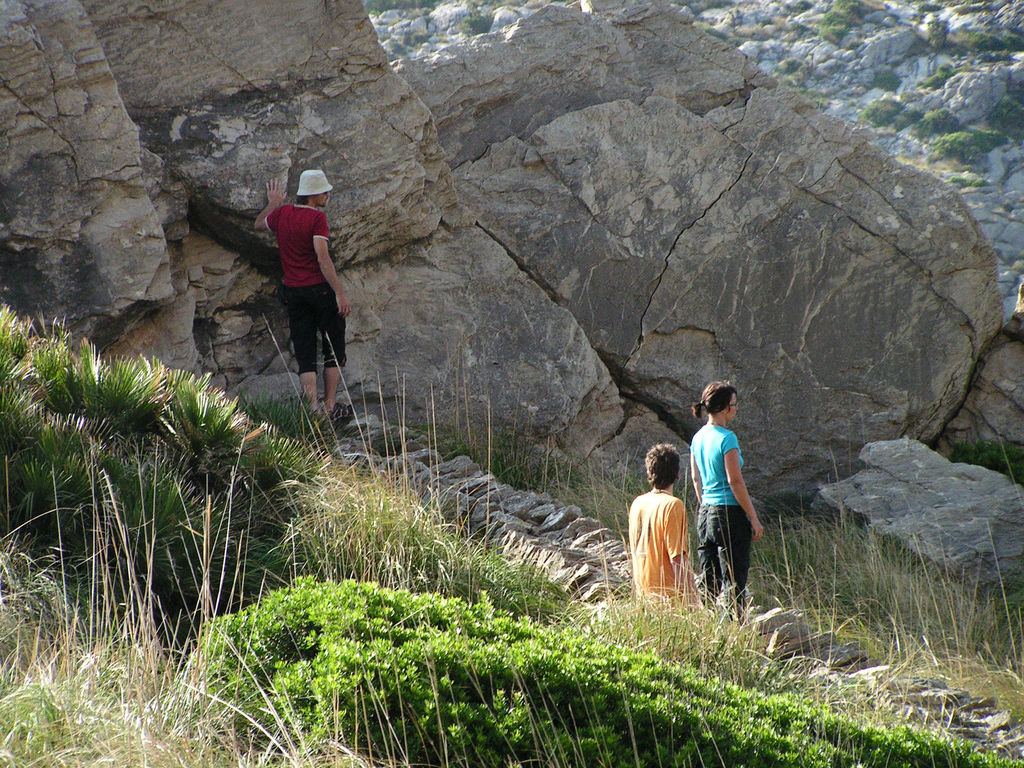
[323,365,341,410]
[299,371,318,409]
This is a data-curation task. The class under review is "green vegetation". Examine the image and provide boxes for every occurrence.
[0,307,324,635]
[365,0,436,15]
[860,98,904,127]
[913,107,960,138]
[2,299,1024,767]
[776,57,807,76]
[950,440,1024,484]
[871,68,901,92]
[988,97,1024,143]
[458,8,493,35]
[921,64,958,90]
[948,175,988,188]
[204,578,1015,768]
[859,99,922,131]
[926,17,949,48]
[819,0,864,45]
[931,129,1007,163]
[951,30,1024,54]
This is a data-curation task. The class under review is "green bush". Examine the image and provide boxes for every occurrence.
[949,440,1024,483]
[926,18,948,48]
[912,108,960,138]
[893,107,924,131]
[920,64,957,90]
[872,69,902,92]
[988,97,1024,142]
[860,98,904,127]
[458,9,492,35]
[952,30,1024,53]
[948,175,988,188]
[0,305,324,636]
[203,579,1017,768]
[931,130,1007,163]
[819,0,864,44]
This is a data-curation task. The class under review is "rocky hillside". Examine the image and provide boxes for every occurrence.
[370,0,1024,318]
[1,0,1019,495]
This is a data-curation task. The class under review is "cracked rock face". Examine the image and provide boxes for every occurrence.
[2,0,1010,491]
[80,0,457,267]
[816,439,1024,584]
[342,225,624,453]
[402,0,1003,490]
[941,310,1024,451]
[0,0,172,346]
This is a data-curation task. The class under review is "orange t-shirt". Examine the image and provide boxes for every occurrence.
[628,490,688,598]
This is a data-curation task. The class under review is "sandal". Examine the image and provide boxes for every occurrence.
[328,402,353,424]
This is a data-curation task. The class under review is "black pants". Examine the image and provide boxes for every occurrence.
[696,503,752,619]
[284,283,346,374]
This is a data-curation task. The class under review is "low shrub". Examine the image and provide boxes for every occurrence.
[776,57,806,76]
[860,98,904,127]
[871,68,901,92]
[819,0,864,44]
[912,107,960,138]
[988,97,1024,142]
[458,9,492,35]
[894,106,924,131]
[949,440,1024,484]
[931,130,1007,164]
[0,305,324,637]
[948,175,988,188]
[926,17,948,49]
[920,64,957,90]
[952,30,1024,53]
[203,579,1017,768]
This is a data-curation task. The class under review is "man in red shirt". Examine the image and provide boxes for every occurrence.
[254,170,352,421]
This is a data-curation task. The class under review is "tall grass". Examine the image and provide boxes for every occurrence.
[285,464,568,621]
[2,300,1023,765]
[439,419,1024,722]
[0,307,323,638]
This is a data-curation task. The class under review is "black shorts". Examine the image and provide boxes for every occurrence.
[283,283,346,374]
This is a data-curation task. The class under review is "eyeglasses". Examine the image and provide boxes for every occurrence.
[729,400,738,410]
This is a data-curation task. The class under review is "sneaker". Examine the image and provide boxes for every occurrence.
[329,402,353,424]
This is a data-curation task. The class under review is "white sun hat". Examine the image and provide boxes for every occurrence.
[296,169,333,196]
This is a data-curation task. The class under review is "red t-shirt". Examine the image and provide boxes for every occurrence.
[266,205,330,287]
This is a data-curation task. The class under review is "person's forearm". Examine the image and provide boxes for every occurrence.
[317,251,345,295]
[728,478,759,524]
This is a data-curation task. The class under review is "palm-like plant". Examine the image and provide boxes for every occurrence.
[0,304,322,640]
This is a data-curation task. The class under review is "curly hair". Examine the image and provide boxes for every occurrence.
[645,443,680,489]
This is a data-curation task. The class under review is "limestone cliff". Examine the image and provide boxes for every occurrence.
[0,0,1012,491]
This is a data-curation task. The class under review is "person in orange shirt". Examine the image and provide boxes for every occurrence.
[628,443,697,603]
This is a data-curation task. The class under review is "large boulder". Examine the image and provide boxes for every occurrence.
[79,0,456,265]
[942,291,1024,451]
[342,225,624,454]
[817,439,1024,585]
[0,0,172,345]
[400,0,1003,490]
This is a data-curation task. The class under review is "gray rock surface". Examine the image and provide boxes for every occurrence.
[942,294,1024,450]
[80,0,457,266]
[0,0,172,345]
[817,439,1024,584]
[375,0,1024,316]
[405,1,1003,489]
[343,225,624,453]
[1,0,1014,490]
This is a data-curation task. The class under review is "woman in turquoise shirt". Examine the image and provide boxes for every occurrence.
[689,380,763,620]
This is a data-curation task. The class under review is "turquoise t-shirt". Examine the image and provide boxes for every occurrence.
[690,424,742,506]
